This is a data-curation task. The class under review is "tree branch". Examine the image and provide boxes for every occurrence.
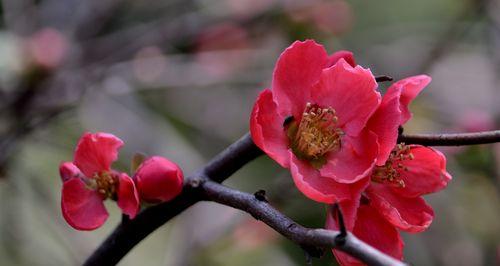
[398,130,500,146]
[84,129,500,265]
[83,133,262,266]
[200,180,406,266]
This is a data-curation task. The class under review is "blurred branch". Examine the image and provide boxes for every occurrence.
[399,130,500,146]
[200,180,406,266]
[418,0,488,72]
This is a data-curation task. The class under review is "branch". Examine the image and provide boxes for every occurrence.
[83,133,262,266]
[200,180,406,266]
[85,129,500,265]
[398,130,500,146]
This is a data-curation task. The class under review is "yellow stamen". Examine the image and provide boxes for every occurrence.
[289,102,343,162]
[371,143,414,187]
[93,171,117,199]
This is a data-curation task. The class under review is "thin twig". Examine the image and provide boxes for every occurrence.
[200,180,406,266]
[398,130,500,146]
[375,75,394,82]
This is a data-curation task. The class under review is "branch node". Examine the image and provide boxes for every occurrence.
[188,177,204,188]
[254,189,268,202]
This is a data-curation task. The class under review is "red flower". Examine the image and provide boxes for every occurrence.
[133,156,184,203]
[250,40,380,203]
[60,132,139,231]
[326,76,452,265]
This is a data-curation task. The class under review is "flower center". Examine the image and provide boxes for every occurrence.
[92,171,117,199]
[286,103,343,165]
[371,143,414,188]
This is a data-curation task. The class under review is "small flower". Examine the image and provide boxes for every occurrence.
[60,132,139,231]
[133,156,184,203]
[250,40,380,203]
[326,76,452,265]
[327,145,451,265]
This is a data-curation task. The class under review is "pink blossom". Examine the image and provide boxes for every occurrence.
[60,132,139,230]
[250,40,380,204]
[327,76,452,265]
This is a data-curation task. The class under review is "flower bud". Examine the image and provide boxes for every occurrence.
[133,156,183,203]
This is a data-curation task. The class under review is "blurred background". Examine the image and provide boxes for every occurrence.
[0,0,499,265]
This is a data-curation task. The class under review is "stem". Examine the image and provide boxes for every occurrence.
[399,130,500,146]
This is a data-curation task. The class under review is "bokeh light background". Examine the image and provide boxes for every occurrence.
[0,0,499,265]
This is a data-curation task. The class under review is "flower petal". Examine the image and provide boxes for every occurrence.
[330,204,404,265]
[391,75,431,125]
[327,50,356,68]
[134,156,184,203]
[367,183,434,233]
[290,153,369,204]
[319,129,378,183]
[61,178,108,230]
[250,89,291,168]
[393,145,452,197]
[311,59,380,136]
[272,40,328,117]
[117,173,140,219]
[325,199,360,232]
[366,90,402,165]
[59,162,84,182]
[74,132,124,178]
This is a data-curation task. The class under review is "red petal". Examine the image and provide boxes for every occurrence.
[59,162,83,182]
[134,156,184,203]
[61,178,108,230]
[331,204,404,265]
[367,183,434,233]
[366,89,402,165]
[367,75,430,165]
[327,50,356,67]
[325,198,360,232]
[311,59,380,136]
[319,130,378,183]
[250,89,291,168]
[393,145,452,197]
[117,173,140,218]
[391,75,431,124]
[290,153,369,204]
[272,40,328,117]
[74,132,124,178]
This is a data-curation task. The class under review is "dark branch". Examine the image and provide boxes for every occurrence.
[375,75,394,83]
[200,180,406,266]
[83,133,262,266]
[398,130,500,146]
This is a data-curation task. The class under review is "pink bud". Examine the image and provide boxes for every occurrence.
[133,156,184,203]
[59,162,82,182]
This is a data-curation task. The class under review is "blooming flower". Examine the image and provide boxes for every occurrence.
[326,76,452,265]
[60,132,139,230]
[250,40,380,204]
[133,156,184,203]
